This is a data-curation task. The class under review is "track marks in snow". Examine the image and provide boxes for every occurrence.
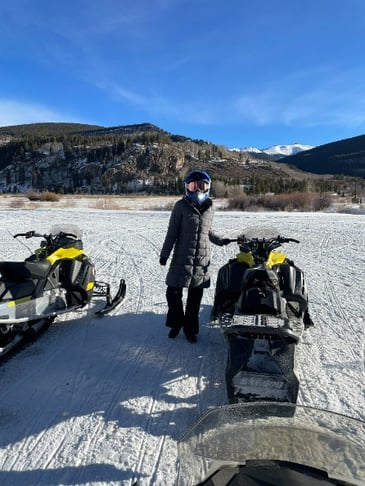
[295,218,365,419]
[0,211,364,485]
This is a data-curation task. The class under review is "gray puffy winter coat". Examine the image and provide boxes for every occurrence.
[160,196,226,288]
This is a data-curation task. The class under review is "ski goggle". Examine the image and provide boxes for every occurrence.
[186,180,210,192]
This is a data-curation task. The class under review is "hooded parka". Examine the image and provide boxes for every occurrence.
[160,196,224,289]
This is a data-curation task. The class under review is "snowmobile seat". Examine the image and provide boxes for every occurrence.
[213,260,249,315]
[241,266,280,290]
[236,286,286,317]
[0,260,51,281]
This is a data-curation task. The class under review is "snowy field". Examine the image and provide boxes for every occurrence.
[0,204,364,485]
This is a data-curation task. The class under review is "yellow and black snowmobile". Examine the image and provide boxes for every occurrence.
[211,228,313,404]
[0,224,125,357]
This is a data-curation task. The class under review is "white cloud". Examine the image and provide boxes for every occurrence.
[101,65,365,129]
[108,84,148,106]
[0,99,80,127]
[232,67,365,129]
[96,79,219,124]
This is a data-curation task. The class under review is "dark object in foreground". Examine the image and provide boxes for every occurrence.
[0,225,126,358]
[178,403,365,486]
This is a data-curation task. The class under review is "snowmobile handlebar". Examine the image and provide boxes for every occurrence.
[13,231,44,239]
[227,235,300,245]
[13,229,83,260]
[14,231,79,241]
[232,235,300,255]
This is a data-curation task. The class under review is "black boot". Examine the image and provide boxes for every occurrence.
[168,327,181,338]
[184,332,197,343]
[184,287,203,336]
[165,287,184,338]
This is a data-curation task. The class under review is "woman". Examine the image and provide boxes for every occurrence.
[159,169,230,343]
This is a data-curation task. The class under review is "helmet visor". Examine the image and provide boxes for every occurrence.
[187,180,210,192]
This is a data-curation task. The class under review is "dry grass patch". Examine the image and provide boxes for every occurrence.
[9,198,26,208]
[90,198,121,210]
[26,191,61,202]
[228,192,333,211]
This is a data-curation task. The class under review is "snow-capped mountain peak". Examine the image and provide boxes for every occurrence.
[237,146,263,154]
[263,143,314,156]
[238,143,315,157]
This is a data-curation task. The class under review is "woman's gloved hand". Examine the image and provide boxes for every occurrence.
[159,256,167,266]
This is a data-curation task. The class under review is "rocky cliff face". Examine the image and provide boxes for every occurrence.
[0,122,331,194]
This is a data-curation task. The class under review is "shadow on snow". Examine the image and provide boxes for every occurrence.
[0,304,226,484]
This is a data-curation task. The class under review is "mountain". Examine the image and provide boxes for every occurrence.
[263,143,315,157]
[0,122,362,196]
[0,122,328,195]
[277,134,365,178]
[238,143,315,158]
[0,122,103,141]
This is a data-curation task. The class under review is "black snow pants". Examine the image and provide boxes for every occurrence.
[165,286,204,336]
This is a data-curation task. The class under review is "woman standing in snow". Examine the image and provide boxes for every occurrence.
[159,169,230,343]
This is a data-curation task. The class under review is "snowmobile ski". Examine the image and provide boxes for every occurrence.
[94,279,126,316]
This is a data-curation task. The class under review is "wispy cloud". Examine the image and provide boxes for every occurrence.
[96,64,365,129]
[232,67,365,129]
[107,83,148,106]
[0,99,82,127]
[104,81,221,125]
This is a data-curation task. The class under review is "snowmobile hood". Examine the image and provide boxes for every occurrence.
[46,247,87,266]
[267,250,287,267]
[178,402,365,486]
[236,251,255,266]
[236,249,287,268]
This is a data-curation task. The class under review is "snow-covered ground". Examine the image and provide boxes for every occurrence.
[0,203,364,485]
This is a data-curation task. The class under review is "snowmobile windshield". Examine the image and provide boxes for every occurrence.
[177,403,365,486]
[239,225,280,241]
[49,224,82,240]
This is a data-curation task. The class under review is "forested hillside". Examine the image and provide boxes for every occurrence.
[279,133,365,178]
[0,122,362,196]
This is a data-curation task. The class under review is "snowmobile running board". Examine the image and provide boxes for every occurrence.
[0,317,54,360]
[0,279,126,361]
[0,279,126,325]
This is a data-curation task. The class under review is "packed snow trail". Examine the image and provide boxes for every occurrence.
[0,208,363,485]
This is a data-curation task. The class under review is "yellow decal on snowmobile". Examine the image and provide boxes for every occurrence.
[267,251,287,268]
[8,296,32,307]
[236,251,255,267]
[86,282,95,291]
[46,247,87,266]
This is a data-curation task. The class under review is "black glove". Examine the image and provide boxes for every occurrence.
[159,256,167,266]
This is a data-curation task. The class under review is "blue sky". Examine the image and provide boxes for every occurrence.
[1,0,365,149]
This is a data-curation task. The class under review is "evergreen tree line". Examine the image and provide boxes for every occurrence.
[0,130,364,197]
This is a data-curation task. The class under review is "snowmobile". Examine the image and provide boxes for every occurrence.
[0,224,126,357]
[178,402,365,485]
[210,229,313,404]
